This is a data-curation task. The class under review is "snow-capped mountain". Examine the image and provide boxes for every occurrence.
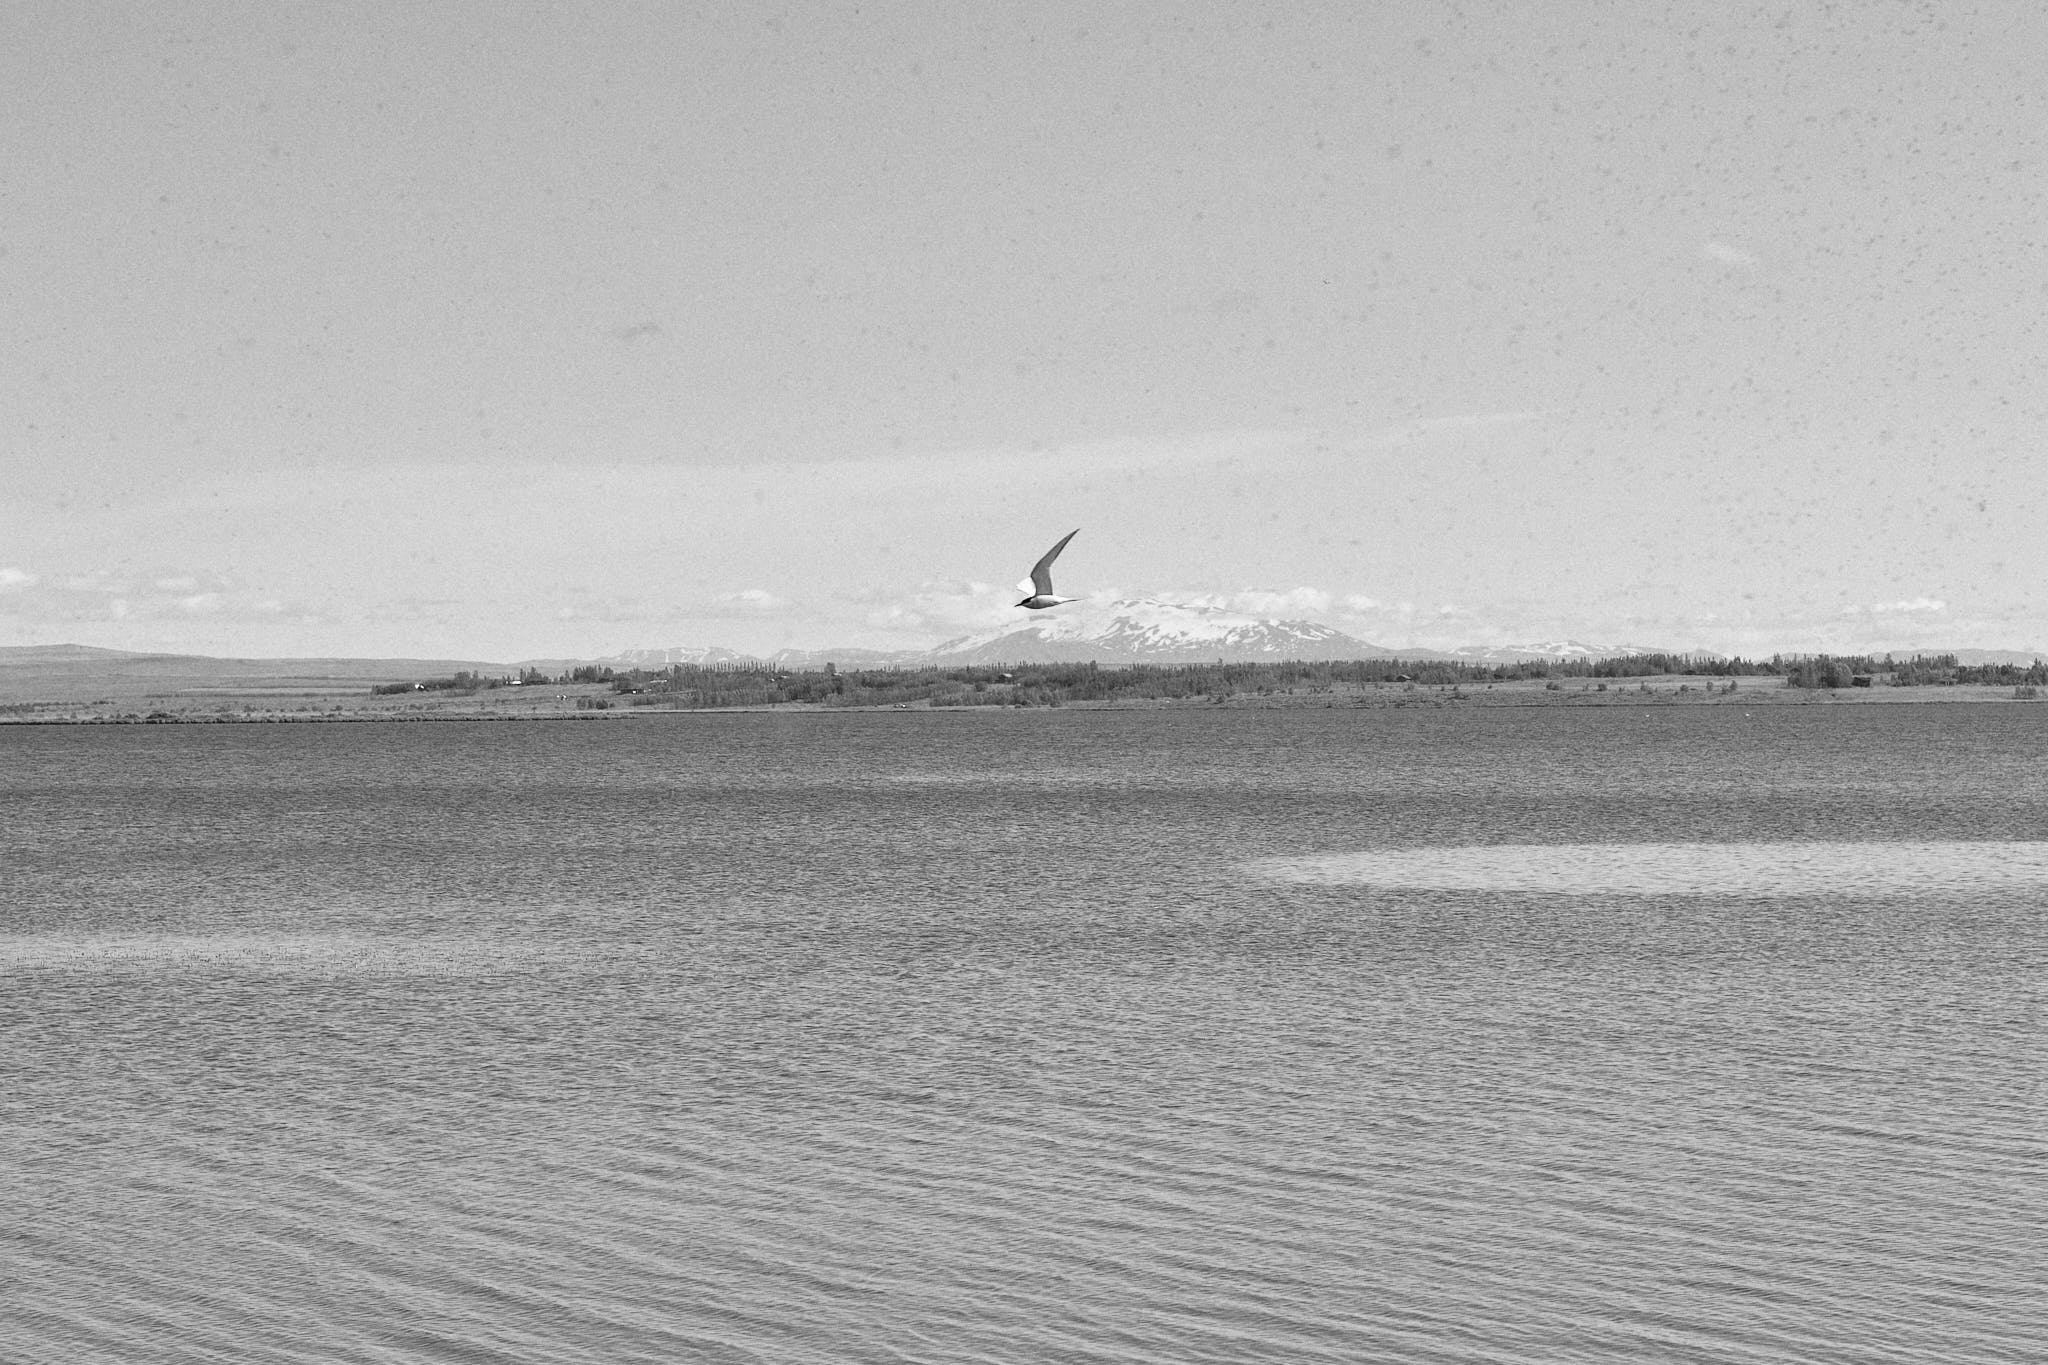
[1437,640,1688,664]
[516,644,769,673]
[919,599,1396,665]
[541,605,1719,673]
[599,645,761,668]
[546,601,1399,671]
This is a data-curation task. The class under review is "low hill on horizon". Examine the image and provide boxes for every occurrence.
[9,628,2043,704]
[0,644,513,704]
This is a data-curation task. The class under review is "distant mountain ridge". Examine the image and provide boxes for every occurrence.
[521,644,762,672]
[560,600,1400,670]
[566,603,1693,669]
[1439,640,1663,663]
[918,599,1395,665]
[0,644,511,704]
[9,625,2041,705]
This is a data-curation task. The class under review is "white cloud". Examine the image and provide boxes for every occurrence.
[9,422,2034,660]
[1344,600,1421,618]
[1375,410,1553,440]
[1185,586,1334,618]
[846,580,1025,639]
[1703,240,1759,267]
[0,569,299,631]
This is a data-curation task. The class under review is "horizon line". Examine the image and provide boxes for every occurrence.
[7,639,2046,669]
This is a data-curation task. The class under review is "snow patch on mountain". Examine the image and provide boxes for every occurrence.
[1438,639,1683,663]
[557,606,1712,672]
[922,599,1395,665]
[598,645,762,668]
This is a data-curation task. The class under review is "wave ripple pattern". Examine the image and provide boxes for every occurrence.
[5,708,2048,1364]
[1254,840,2048,897]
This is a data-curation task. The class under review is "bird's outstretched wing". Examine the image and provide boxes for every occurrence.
[1021,529,1079,596]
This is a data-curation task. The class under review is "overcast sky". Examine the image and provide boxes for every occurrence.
[4,2,2044,660]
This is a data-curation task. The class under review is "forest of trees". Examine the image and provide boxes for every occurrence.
[370,652,2047,708]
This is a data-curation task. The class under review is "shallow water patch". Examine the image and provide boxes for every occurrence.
[1249,841,2048,898]
[0,933,597,976]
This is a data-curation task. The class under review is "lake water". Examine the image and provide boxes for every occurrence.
[4,707,2044,1363]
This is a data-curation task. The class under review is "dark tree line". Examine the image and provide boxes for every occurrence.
[369,652,2045,705]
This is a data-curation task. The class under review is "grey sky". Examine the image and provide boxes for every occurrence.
[4,2,2043,659]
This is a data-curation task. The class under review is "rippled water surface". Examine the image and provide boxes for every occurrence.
[5,707,2045,1363]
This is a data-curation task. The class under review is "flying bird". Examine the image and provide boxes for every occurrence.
[1016,529,1081,610]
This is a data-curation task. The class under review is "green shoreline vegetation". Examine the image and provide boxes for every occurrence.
[393,652,2048,711]
[4,652,2042,724]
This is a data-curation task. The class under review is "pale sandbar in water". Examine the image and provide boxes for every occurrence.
[0,933,597,976]
[1251,841,2048,898]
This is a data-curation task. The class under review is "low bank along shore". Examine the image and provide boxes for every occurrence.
[2,673,2041,723]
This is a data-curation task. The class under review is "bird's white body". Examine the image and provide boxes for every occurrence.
[1016,530,1081,611]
